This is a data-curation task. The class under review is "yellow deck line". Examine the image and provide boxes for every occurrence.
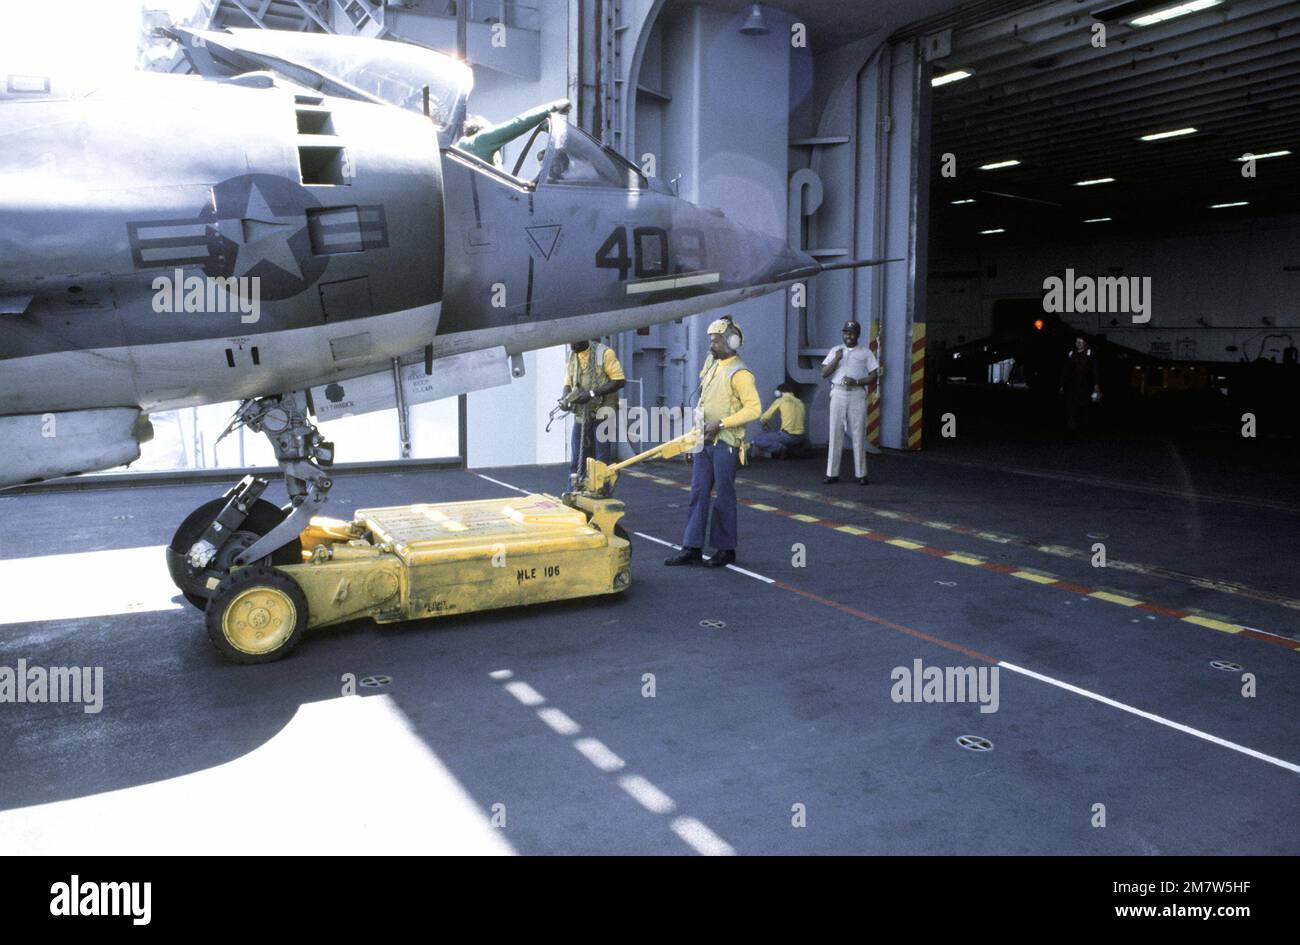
[1012,571,1058,584]
[1182,615,1242,634]
[631,469,1293,653]
[1090,591,1142,607]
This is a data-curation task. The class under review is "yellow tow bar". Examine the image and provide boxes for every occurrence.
[575,428,701,497]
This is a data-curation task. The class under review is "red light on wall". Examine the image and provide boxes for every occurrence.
[1033,319,1044,331]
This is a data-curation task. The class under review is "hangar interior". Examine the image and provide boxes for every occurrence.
[2,0,1298,856]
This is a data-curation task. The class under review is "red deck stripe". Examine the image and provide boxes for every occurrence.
[1053,580,1095,595]
[638,467,1299,652]
[771,579,999,665]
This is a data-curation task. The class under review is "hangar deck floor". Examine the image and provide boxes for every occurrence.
[2,436,1297,855]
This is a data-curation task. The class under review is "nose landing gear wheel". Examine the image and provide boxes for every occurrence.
[205,565,309,664]
[167,498,303,610]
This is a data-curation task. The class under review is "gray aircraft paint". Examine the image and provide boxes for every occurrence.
[0,31,817,488]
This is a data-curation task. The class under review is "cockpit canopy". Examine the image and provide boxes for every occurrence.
[541,117,646,189]
[171,27,473,147]
[451,111,670,194]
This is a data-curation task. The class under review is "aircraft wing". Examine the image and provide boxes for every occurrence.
[166,27,472,146]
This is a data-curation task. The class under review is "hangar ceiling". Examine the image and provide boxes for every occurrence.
[190,0,1299,245]
[928,0,1300,245]
[681,0,1007,49]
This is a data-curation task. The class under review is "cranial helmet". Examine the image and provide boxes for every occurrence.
[707,316,744,350]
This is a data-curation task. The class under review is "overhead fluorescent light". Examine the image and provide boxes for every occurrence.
[1092,0,1173,23]
[1209,201,1248,209]
[980,228,1006,234]
[1130,0,1221,27]
[979,159,1021,170]
[1074,177,1116,186]
[1234,150,1291,161]
[951,198,976,205]
[1140,127,1197,141]
[1083,217,1113,223]
[932,69,972,87]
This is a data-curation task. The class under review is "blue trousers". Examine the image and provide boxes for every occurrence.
[750,429,808,457]
[682,442,739,551]
[570,419,613,476]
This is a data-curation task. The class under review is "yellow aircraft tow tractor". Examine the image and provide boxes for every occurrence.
[197,429,701,663]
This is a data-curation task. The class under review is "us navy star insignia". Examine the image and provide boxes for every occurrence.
[230,181,305,280]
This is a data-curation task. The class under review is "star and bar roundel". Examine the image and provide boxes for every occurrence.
[126,173,388,301]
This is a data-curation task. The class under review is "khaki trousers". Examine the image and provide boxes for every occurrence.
[827,389,868,478]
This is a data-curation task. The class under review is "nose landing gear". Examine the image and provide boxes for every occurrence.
[164,390,331,608]
[165,481,302,609]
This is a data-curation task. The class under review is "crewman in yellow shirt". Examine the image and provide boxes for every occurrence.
[563,339,625,484]
[751,381,809,459]
[664,316,761,569]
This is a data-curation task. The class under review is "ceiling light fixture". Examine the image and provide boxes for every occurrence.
[1234,150,1291,161]
[1130,0,1221,28]
[932,70,972,87]
[1140,127,1197,141]
[740,4,769,35]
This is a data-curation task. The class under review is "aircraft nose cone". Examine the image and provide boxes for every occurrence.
[708,214,818,291]
[764,242,820,285]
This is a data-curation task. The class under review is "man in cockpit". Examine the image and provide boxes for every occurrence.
[456,99,571,168]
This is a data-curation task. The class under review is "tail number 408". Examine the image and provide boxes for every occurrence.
[595,226,707,281]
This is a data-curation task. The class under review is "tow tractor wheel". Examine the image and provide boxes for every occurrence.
[613,523,632,591]
[205,565,309,664]
[168,498,302,610]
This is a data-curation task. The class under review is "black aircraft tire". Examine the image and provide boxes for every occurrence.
[168,498,302,610]
[205,565,309,664]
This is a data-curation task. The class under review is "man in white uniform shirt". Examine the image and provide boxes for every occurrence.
[821,320,881,484]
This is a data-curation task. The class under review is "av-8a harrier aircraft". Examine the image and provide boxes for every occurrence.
[0,28,891,609]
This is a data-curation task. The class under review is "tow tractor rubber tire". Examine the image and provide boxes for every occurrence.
[205,565,309,664]
[613,523,632,593]
[168,498,303,610]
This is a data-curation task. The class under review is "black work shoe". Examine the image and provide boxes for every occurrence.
[857,476,869,485]
[822,476,839,484]
[664,547,703,566]
[703,549,736,568]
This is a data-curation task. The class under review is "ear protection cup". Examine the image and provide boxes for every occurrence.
[724,317,743,350]
[707,315,743,351]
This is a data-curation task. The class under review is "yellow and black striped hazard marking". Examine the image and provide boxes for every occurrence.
[866,321,881,448]
[908,322,925,450]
